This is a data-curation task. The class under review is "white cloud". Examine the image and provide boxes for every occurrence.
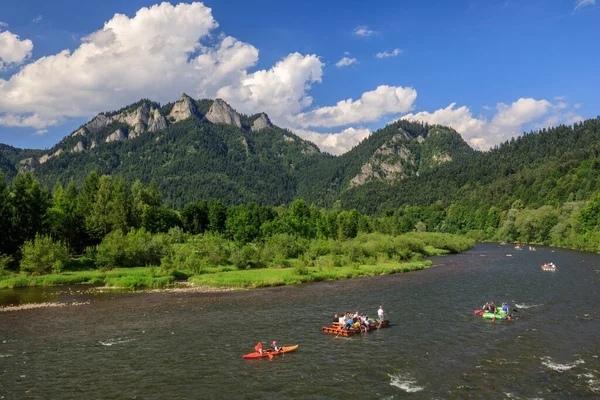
[574,103,582,109]
[402,98,578,150]
[0,113,58,129]
[32,15,42,23]
[34,129,48,135]
[0,30,34,70]
[563,112,584,125]
[0,22,8,28]
[0,2,325,131]
[296,85,417,128]
[491,98,551,127]
[376,48,403,59]
[294,127,371,155]
[402,103,487,146]
[335,56,357,67]
[575,0,595,10]
[217,52,323,125]
[353,25,375,37]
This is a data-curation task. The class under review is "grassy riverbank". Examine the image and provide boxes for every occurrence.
[0,232,474,290]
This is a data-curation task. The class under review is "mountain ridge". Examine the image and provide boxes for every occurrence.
[1,94,597,215]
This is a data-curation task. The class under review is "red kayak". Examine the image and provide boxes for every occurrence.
[242,345,298,359]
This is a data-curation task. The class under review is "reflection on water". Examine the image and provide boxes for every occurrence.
[0,243,599,399]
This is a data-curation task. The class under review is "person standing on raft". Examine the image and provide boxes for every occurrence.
[378,306,385,323]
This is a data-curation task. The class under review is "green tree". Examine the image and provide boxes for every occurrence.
[20,234,69,275]
[11,172,49,246]
[0,173,14,256]
[208,200,227,233]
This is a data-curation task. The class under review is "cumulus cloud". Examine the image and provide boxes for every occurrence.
[0,2,326,131]
[575,0,595,10]
[0,30,34,70]
[296,85,417,128]
[0,113,57,129]
[402,98,579,150]
[376,48,402,59]
[335,57,357,67]
[353,25,375,37]
[217,52,323,125]
[294,127,371,155]
[402,103,487,143]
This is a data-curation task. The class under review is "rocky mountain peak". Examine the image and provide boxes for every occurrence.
[86,114,112,133]
[251,113,272,132]
[205,98,241,128]
[168,93,196,123]
[106,128,126,143]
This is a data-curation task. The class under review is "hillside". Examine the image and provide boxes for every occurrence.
[3,95,327,208]
[1,93,599,216]
[0,95,475,209]
[341,117,600,214]
[296,120,476,206]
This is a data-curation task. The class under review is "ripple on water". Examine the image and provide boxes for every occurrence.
[540,356,585,372]
[99,338,135,346]
[515,303,541,309]
[577,372,600,393]
[389,372,424,393]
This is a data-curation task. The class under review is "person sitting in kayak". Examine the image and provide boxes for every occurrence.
[501,303,509,314]
[255,342,263,355]
[271,341,282,352]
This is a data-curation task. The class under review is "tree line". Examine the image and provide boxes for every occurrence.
[0,170,370,273]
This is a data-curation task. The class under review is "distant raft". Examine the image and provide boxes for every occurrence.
[541,263,557,271]
[322,320,389,336]
[474,309,511,321]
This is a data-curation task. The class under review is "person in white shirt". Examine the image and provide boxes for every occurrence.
[377,306,385,323]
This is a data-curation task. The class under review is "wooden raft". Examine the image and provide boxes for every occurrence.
[322,320,389,337]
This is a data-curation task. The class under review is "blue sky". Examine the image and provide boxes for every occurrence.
[0,0,598,153]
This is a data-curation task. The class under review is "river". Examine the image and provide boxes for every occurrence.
[0,243,599,399]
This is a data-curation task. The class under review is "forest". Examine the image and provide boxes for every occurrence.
[0,170,474,288]
[2,111,600,288]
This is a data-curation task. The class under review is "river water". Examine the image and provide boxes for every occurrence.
[0,243,599,399]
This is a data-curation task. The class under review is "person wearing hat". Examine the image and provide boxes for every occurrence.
[271,341,282,352]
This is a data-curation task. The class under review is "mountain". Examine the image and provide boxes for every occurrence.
[1,93,598,215]
[340,117,600,214]
[1,95,327,208]
[295,120,476,206]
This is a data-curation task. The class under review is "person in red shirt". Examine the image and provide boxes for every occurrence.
[255,342,263,354]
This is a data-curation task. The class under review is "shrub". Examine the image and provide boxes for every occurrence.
[230,244,260,270]
[20,235,69,275]
[293,260,310,275]
[96,229,172,269]
[0,253,13,274]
